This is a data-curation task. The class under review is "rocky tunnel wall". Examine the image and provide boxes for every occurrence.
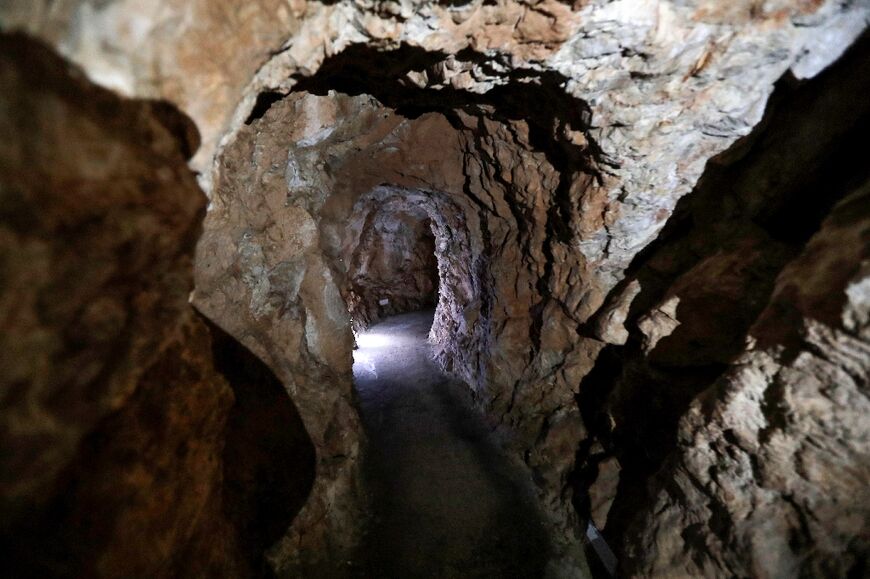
[192,66,603,571]
[0,34,317,578]
[2,1,869,577]
[343,194,439,331]
[576,33,870,577]
[190,26,870,575]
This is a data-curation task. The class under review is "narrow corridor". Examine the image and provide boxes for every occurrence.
[352,311,550,578]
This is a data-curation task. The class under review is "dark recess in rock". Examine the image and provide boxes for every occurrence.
[208,318,317,578]
[246,91,287,125]
[0,33,317,579]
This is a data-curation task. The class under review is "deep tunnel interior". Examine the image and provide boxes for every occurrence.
[2,8,870,579]
[196,58,604,572]
[345,199,440,332]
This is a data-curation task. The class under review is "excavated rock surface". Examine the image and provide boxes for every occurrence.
[172,12,870,577]
[0,35,314,578]
[345,204,439,330]
[5,1,866,289]
[191,87,597,572]
[194,80,604,573]
[629,183,870,578]
[575,35,870,576]
[2,1,869,578]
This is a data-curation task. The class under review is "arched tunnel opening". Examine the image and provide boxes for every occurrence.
[3,6,870,579]
[195,68,595,571]
[344,185,553,576]
[344,197,440,333]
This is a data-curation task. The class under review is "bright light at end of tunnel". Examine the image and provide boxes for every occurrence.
[356,333,393,348]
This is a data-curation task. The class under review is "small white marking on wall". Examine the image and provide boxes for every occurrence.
[379,298,390,306]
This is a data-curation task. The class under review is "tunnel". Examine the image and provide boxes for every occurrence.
[2,5,870,579]
[343,191,440,332]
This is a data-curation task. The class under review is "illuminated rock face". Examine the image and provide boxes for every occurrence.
[344,199,439,331]
[1,1,869,577]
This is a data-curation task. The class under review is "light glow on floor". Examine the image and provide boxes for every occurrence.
[356,332,392,349]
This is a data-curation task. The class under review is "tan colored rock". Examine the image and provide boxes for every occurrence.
[1,1,868,577]
[590,38,870,576]
[627,180,870,578]
[588,455,620,530]
[594,279,641,345]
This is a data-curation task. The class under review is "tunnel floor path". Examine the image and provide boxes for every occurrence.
[351,310,549,578]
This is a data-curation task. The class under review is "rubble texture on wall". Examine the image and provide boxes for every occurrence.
[0,34,315,578]
[1,0,869,577]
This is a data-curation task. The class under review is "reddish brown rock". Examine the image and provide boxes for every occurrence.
[0,0,868,576]
[0,34,314,578]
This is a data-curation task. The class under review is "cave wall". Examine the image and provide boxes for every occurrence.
[344,204,439,330]
[574,36,870,577]
[184,15,870,576]
[629,184,870,578]
[0,34,314,578]
[2,1,869,578]
[191,91,558,572]
[339,185,487,385]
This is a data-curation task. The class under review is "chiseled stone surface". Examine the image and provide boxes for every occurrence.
[343,200,439,331]
[626,181,870,578]
[0,34,315,578]
[2,1,869,577]
[192,89,597,574]
[579,38,870,577]
[3,2,866,289]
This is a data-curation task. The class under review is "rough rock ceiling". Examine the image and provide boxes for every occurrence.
[4,1,867,296]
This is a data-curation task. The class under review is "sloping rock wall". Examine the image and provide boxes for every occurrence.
[575,35,870,576]
[0,35,314,578]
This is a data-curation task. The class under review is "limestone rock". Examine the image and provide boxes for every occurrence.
[579,35,870,577]
[626,180,870,578]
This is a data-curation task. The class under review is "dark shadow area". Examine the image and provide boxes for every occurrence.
[245,91,286,125]
[571,29,870,576]
[207,320,317,578]
[0,33,232,579]
[352,311,550,578]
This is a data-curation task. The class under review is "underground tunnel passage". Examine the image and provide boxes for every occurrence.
[2,4,870,579]
[343,195,440,331]
[193,81,599,574]
[344,187,552,577]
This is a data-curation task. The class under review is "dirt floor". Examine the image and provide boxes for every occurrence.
[351,310,549,578]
